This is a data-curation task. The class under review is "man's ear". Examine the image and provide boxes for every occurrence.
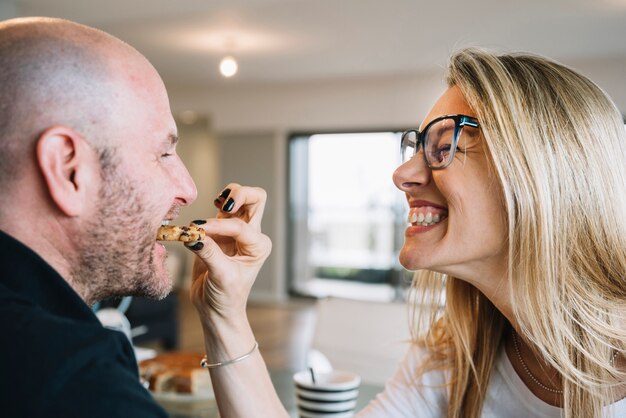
[36,126,96,217]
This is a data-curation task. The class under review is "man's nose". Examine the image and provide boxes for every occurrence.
[173,158,198,206]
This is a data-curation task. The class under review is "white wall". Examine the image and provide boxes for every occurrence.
[170,57,626,132]
[170,72,446,133]
[169,57,626,302]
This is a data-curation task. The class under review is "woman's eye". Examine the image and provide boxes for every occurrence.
[161,153,173,158]
[436,145,451,161]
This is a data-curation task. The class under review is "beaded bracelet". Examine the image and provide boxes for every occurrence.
[200,341,259,369]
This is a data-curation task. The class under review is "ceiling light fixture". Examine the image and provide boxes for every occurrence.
[219,55,238,78]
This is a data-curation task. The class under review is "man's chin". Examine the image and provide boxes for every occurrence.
[133,243,174,300]
[119,263,173,301]
[141,271,173,300]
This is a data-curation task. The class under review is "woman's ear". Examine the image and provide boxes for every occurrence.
[36,126,97,217]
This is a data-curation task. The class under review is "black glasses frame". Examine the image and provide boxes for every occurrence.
[401,114,479,169]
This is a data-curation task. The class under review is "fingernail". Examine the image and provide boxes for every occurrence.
[222,197,235,212]
[213,198,222,207]
[191,219,206,225]
[218,188,231,199]
[186,241,204,251]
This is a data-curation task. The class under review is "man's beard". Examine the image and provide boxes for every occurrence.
[71,148,172,305]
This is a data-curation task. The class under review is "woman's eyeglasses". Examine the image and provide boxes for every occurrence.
[401,114,479,169]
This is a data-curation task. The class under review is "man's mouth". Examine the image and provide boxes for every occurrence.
[156,220,172,243]
[408,206,448,227]
[161,206,181,228]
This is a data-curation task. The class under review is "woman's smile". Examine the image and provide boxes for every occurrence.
[405,200,449,235]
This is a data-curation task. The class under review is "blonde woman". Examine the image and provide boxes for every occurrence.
[187,48,625,417]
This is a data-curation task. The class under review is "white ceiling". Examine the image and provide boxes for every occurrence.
[2,0,626,87]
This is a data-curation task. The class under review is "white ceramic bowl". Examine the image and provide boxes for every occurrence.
[296,387,359,402]
[298,410,355,418]
[297,398,357,412]
[293,370,361,392]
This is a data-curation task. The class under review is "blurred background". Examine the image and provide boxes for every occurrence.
[3,0,625,378]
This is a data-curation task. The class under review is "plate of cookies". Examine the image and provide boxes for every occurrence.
[139,352,216,405]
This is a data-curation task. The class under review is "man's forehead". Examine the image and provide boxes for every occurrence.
[110,72,176,136]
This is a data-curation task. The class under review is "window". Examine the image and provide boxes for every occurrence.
[288,131,411,301]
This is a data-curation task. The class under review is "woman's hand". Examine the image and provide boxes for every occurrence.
[186,184,272,324]
[184,185,289,418]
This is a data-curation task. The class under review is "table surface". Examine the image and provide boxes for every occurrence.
[155,369,383,418]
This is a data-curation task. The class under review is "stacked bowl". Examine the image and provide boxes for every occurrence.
[293,370,361,418]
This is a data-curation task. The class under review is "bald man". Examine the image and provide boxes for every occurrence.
[0,17,197,417]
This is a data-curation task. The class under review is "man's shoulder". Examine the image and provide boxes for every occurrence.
[0,286,166,417]
[0,286,135,371]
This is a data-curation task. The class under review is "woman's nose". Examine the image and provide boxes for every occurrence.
[392,152,432,192]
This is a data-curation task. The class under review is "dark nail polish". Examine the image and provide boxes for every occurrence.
[213,198,222,207]
[191,219,206,225]
[223,197,235,212]
[218,188,231,199]
[188,242,204,251]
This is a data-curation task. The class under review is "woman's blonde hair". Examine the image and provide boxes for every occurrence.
[410,48,626,417]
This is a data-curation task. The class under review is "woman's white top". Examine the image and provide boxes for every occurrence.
[358,344,626,417]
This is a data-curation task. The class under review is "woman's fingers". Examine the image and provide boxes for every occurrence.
[208,217,269,249]
[186,185,271,320]
[212,184,267,231]
[187,217,272,268]
[186,234,235,282]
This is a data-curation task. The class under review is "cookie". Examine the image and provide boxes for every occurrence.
[156,225,205,242]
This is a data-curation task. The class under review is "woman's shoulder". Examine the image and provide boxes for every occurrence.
[360,344,626,418]
[487,346,626,418]
[395,343,450,385]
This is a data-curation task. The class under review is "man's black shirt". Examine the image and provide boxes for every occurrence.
[0,230,167,417]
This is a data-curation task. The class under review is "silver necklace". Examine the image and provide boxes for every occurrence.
[512,332,563,394]
[512,332,620,396]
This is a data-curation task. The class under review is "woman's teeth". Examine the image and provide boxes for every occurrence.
[161,220,170,226]
[408,212,443,227]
